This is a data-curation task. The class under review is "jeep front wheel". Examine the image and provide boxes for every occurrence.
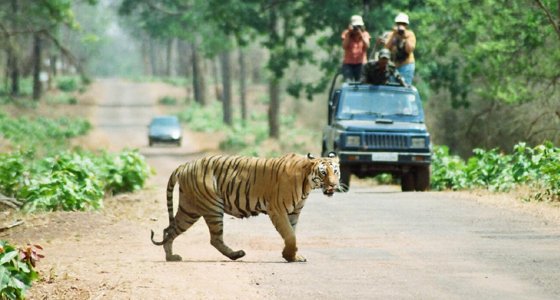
[414,166,430,191]
[401,172,415,192]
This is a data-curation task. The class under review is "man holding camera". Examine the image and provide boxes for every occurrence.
[341,15,371,82]
[361,48,407,86]
[384,12,416,85]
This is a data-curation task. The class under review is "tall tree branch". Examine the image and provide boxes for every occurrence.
[533,0,560,40]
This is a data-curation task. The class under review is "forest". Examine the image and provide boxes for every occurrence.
[0,0,559,156]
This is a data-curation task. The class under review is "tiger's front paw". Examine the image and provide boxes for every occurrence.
[282,250,307,262]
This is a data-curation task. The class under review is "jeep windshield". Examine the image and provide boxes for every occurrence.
[336,89,422,122]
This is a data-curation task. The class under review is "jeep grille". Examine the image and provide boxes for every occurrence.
[364,134,408,149]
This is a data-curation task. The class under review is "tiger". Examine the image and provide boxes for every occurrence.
[150,152,340,262]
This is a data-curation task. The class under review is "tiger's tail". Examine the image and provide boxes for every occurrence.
[150,165,182,246]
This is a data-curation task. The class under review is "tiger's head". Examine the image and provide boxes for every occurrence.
[307,152,340,197]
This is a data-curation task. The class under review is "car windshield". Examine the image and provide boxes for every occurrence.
[151,117,179,126]
[336,90,420,120]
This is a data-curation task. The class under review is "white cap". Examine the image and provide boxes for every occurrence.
[395,12,409,25]
[350,15,365,26]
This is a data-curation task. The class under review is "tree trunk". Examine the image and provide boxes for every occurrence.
[141,37,151,76]
[32,33,42,101]
[212,58,222,101]
[177,40,190,78]
[7,46,19,96]
[268,78,280,139]
[166,38,173,77]
[238,48,247,123]
[221,51,233,125]
[8,0,19,96]
[149,38,158,76]
[191,43,207,105]
[267,2,280,139]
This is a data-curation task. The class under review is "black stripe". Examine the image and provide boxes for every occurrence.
[178,204,199,219]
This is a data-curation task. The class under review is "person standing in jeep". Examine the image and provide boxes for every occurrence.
[341,15,371,82]
[385,12,416,85]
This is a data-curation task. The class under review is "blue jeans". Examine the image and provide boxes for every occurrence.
[342,64,363,82]
[397,63,415,85]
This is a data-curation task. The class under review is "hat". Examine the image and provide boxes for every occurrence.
[350,15,364,26]
[394,12,409,25]
[378,48,391,59]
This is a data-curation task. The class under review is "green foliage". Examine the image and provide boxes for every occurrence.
[177,102,225,132]
[0,113,152,212]
[178,102,317,157]
[99,149,153,195]
[415,0,559,106]
[158,96,178,106]
[0,152,29,198]
[0,112,91,153]
[0,150,152,213]
[431,142,560,201]
[20,151,105,212]
[56,76,81,92]
[0,241,43,300]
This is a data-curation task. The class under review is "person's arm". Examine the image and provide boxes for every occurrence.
[403,30,416,54]
[342,28,351,49]
[361,31,371,49]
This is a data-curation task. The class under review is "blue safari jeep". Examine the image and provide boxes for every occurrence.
[322,82,432,191]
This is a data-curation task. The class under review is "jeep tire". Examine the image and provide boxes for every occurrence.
[414,165,430,191]
[401,172,415,192]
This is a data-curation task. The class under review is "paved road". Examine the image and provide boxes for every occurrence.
[89,79,560,299]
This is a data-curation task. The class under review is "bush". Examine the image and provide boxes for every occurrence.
[0,241,43,300]
[0,113,91,153]
[15,150,153,213]
[158,96,178,105]
[56,76,79,92]
[431,142,560,201]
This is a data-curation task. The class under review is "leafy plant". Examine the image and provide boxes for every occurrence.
[158,96,177,105]
[0,241,43,300]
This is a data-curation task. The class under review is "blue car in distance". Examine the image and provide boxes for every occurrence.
[148,115,182,147]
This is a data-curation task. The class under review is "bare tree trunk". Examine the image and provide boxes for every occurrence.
[166,38,173,77]
[221,50,233,125]
[8,0,19,96]
[212,58,222,101]
[191,43,207,105]
[268,78,280,138]
[238,48,247,123]
[177,40,190,78]
[32,33,42,101]
[268,2,280,139]
[7,46,19,96]
[141,37,151,76]
[149,38,158,76]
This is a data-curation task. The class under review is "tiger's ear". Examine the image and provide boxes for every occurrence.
[327,151,337,158]
[307,153,315,159]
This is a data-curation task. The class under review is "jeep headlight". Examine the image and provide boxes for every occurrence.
[345,135,361,147]
[411,137,425,148]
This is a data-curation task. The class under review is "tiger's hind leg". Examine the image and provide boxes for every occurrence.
[164,207,201,261]
[203,214,246,260]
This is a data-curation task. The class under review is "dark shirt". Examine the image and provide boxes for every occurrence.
[361,60,406,86]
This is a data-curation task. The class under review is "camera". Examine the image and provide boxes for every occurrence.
[397,25,405,35]
[352,25,362,31]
